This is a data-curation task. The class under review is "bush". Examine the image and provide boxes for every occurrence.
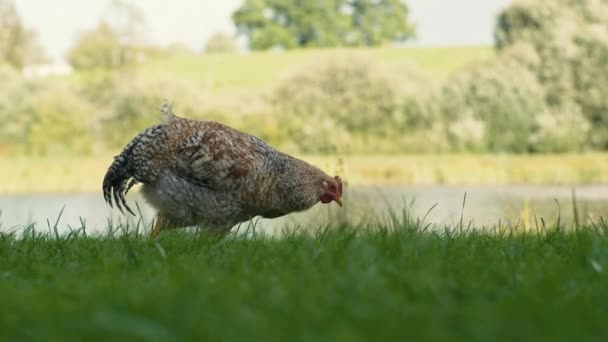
[68,23,125,71]
[25,87,97,155]
[205,32,238,54]
[392,63,448,153]
[99,72,213,148]
[273,55,397,132]
[529,103,590,153]
[2,80,97,155]
[270,54,440,153]
[0,64,29,153]
[495,0,608,149]
[439,57,547,153]
[0,66,96,155]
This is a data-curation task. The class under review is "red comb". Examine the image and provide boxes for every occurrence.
[334,176,343,195]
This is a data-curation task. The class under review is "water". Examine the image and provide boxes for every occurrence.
[1,185,607,234]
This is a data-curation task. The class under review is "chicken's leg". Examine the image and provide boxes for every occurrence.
[151,213,172,239]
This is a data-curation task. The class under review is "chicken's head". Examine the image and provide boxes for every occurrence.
[321,176,343,207]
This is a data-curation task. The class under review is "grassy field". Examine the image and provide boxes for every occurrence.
[2,153,608,194]
[1,218,608,341]
[139,46,493,94]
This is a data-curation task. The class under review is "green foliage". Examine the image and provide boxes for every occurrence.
[204,32,238,54]
[0,0,46,69]
[68,23,131,70]
[273,55,395,133]
[10,0,608,156]
[347,0,415,45]
[0,70,95,155]
[233,0,415,50]
[0,40,602,156]
[2,221,608,341]
[529,103,590,153]
[439,58,547,153]
[3,46,492,157]
[495,0,608,149]
[0,64,29,152]
[99,72,220,148]
[19,84,96,155]
[494,1,559,49]
[68,1,148,71]
[271,54,438,153]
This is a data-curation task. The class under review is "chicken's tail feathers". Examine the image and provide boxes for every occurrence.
[160,99,177,123]
[102,153,137,216]
[103,124,165,215]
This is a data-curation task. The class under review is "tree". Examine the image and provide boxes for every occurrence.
[205,32,238,54]
[495,0,608,149]
[68,1,148,70]
[20,30,47,65]
[438,58,548,153]
[232,0,415,50]
[0,0,46,68]
[102,0,147,48]
[68,22,124,70]
[348,0,415,45]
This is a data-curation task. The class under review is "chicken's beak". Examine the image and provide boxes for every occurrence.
[334,198,343,207]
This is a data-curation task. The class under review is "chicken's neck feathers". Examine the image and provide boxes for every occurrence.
[270,153,329,213]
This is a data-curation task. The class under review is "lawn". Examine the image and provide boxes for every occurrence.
[138,45,493,94]
[1,218,607,341]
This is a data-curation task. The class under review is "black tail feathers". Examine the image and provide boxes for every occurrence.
[102,154,138,216]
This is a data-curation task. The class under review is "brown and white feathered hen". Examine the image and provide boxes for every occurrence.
[102,103,343,238]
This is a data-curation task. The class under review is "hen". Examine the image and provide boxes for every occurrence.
[102,103,343,238]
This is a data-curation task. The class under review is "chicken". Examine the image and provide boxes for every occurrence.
[102,102,343,238]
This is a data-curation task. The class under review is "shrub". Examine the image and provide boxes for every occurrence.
[205,32,238,54]
[529,103,590,153]
[439,57,547,153]
[0,64,29,153]
[273,55,397,132]
[495,0,608,149]
[100,72,214,148]
[12,82,96,155]
[270,53,440,153]
[392,63,447,153]
[68,23,125,71]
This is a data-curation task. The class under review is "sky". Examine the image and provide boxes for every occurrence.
[15,0,512,63]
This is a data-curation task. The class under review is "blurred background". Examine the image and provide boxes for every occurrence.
[1,0,607,232]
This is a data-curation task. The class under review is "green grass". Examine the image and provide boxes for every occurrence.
[138,46,493,94]
[2,216,608,341]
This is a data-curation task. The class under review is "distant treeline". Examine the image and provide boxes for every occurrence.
[0,0,606,155]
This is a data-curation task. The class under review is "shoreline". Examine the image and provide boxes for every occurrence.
[2,153,608,194]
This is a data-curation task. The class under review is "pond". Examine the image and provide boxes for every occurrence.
[0,185,608,232]
[1,185,607,235]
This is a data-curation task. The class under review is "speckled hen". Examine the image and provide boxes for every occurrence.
[102,102,343,238]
